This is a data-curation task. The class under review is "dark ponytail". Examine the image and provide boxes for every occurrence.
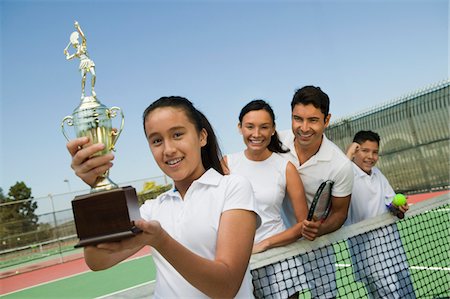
[238,99,289,154]
[143,96,224,175]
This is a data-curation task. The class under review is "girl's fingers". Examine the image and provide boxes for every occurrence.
[67,137,90,156]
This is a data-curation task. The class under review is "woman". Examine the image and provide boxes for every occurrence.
[67,96,258,298]
[222,99,308,254]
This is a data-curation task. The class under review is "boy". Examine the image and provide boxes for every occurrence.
[346,130,415,298]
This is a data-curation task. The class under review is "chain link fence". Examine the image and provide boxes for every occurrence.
[0,175,170,274]
[326,79,450,193]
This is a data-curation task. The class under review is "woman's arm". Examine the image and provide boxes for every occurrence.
[285,162,308,223]
[75,21,86,41]
[220,156,230,175]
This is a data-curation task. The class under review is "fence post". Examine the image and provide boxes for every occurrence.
[48,193,63,263]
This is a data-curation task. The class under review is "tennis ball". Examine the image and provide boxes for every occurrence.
[392,193,407,206]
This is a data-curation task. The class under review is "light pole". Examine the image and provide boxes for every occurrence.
[63,179,71,192]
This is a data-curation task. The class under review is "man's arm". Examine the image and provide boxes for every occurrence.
[302,194,351,240]
[321,194,350,234]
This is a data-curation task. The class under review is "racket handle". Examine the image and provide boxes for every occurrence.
[387,203,404,219]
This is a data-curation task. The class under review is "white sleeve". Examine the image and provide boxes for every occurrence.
[139,192,168,221]
[331,159,354,198]
[139,199,154,221]
[382,173,396,206]
[222,174,256,213]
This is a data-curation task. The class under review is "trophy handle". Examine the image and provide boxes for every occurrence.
[108,106,124,151]
[61,115,74,142]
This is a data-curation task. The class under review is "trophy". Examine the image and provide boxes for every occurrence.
[62,21,141,248]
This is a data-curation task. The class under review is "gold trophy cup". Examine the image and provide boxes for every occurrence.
[62,21,140,248]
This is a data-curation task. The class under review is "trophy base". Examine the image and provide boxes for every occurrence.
[72,186,141,248]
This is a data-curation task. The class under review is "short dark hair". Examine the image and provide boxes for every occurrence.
[353,130,380,146]
[239,99,289,154]
[143,96,224,175]
[291,85,330,117]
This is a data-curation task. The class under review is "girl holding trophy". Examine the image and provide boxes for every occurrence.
[66,96,258,298]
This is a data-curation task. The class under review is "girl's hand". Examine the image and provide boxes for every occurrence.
[132,219,167,249]
[66,137,114,187]
[92,219,164,253]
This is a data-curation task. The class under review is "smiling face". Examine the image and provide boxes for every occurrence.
[144,107,207,187]
[353,140,379,174]
[239,109,275,155]
[291,103,330,150]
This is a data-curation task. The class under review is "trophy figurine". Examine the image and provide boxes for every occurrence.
[62,21,141,248]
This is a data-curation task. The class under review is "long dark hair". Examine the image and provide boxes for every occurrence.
[143,96,224,175]
[239,99,289,154]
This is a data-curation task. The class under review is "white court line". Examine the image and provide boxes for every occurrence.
[336,264,450,271]
[95,280,156,299]
[410,265,450,271]
[1,270,92,296]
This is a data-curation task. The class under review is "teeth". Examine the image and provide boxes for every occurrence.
[250,139,263,144]
[167,158,182,165]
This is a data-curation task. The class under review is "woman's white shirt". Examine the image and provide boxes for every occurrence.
[226,152,288,243]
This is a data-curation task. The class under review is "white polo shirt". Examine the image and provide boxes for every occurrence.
[278,130,353,226]
[140,168,257,298]
[347,164,395,225]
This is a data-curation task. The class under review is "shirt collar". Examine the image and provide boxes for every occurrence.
[352,162,378,178]
[289,133,333,165]
[161,168,223,200]
[314,134,333,162]
[195,168,223,186]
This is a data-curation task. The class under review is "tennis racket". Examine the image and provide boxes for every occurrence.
[307,180,334,221]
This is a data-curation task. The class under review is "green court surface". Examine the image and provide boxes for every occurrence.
[2,256,156,299]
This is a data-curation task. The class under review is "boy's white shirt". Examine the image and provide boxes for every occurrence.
[346,163,395,225]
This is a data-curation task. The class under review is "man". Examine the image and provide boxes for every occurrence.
[279,85,354,298]
[346,130,415,298]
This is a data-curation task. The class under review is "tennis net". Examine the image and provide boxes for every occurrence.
[250,193,450,299]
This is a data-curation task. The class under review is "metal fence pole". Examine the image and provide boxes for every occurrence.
[48,193,63,263]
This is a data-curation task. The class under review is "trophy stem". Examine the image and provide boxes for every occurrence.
[91,170,119,193]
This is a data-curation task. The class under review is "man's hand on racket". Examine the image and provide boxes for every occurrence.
[67,137,114,187]
[302,218,323,241]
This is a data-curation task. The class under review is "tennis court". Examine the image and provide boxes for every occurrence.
[2,253,156,299]
[2,192,448,299]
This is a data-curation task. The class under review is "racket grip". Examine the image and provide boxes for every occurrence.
[387,203,404,219]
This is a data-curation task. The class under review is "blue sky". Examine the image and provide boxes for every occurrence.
[1,0,448,199]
